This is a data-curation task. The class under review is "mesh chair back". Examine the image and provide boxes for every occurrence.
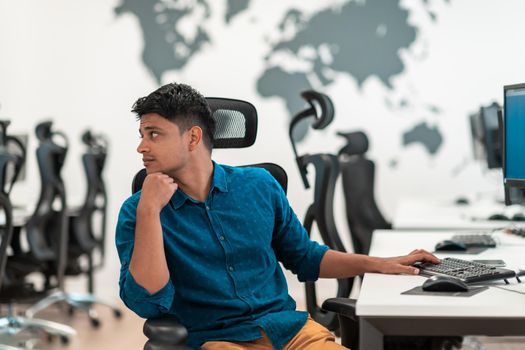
[207,98,257,149]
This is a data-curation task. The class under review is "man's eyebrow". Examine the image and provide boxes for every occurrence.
[141,126,163,131]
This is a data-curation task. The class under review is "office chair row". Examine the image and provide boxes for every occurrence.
[0,120,120,348]
[287,91,392,348]
[288,93,463,349]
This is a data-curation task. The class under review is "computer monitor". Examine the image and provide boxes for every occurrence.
[469,102,502,169]
[503,83,525,205]
[480,103,502,169]
[469,111,485,162]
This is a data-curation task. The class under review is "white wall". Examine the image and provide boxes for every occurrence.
[1,0,525,304]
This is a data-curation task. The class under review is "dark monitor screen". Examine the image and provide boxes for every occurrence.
[469,111,485,162]
[469,102,502,169]
[480,103,502,169]
[503,83,525,205]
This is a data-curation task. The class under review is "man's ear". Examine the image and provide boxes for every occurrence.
[188,126,203,151]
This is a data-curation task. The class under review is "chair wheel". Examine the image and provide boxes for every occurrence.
[60,335,69,345]
[113,309,122,318]
[90,317,101,328]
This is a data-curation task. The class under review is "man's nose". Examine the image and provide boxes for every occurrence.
[137,138,148,154]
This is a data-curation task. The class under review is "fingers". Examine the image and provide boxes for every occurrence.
[149,172,173,182]
[406,249,439,263]
[421,251,440,264]
[146,173,176,187]
[393,264,420,275]
[382,250,439,276]
[406,265,420,275]
[140,173,179,210]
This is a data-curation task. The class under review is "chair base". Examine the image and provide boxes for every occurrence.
[24,290,122,328]
[0,314,76,346]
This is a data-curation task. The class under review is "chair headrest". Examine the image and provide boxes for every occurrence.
[337,131,369,156]
[300,90,334,130]
[206,98,257,149]
[35,121,53,141]
[35,121,69,151]
[82,130,108,152]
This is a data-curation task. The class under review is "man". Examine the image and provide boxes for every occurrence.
[116,83,439,349]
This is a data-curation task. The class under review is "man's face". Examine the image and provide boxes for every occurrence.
[137,113,189,175]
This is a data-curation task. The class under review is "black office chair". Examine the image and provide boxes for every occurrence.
[0,123,34,350]
[66,130,109,294]
[0,120,75,344]
[336,131,391,255]
[0,121,26,196]
[289,91,354,332]
[133,98,288,350]
[76,130,110,275]
[25,128,122,328]
[0,144,24,350]
[0,123,17,296]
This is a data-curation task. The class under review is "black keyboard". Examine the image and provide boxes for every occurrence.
[450,234,497,248]
[414,257,516,284]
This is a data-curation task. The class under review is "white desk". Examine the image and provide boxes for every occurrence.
[393,198,523,230]
[357,230,525,350]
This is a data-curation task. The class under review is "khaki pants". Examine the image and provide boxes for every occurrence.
[202,317,349,350]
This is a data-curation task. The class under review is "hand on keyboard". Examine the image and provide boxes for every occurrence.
[377,249,440,275]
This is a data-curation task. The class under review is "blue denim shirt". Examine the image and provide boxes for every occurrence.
[116,162,329,349]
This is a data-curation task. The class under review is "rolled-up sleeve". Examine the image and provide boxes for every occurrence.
[116,196,175,318]
[269,177,329,282]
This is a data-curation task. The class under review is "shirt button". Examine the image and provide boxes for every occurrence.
[229,266,234,271]
[219,236,225,241]
[206,206,210,210]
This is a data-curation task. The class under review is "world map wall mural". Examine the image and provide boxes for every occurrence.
[114,0,450,157]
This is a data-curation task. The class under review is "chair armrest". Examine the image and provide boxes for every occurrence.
[322,298,359,350]
[322,298,357,321]
[143,317,192,350]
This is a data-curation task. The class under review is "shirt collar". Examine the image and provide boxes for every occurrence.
[211,161,229,193]
[169,161,228,210]
[170,189,190,210]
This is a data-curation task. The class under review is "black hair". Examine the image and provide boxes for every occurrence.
[132,83,215,150]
